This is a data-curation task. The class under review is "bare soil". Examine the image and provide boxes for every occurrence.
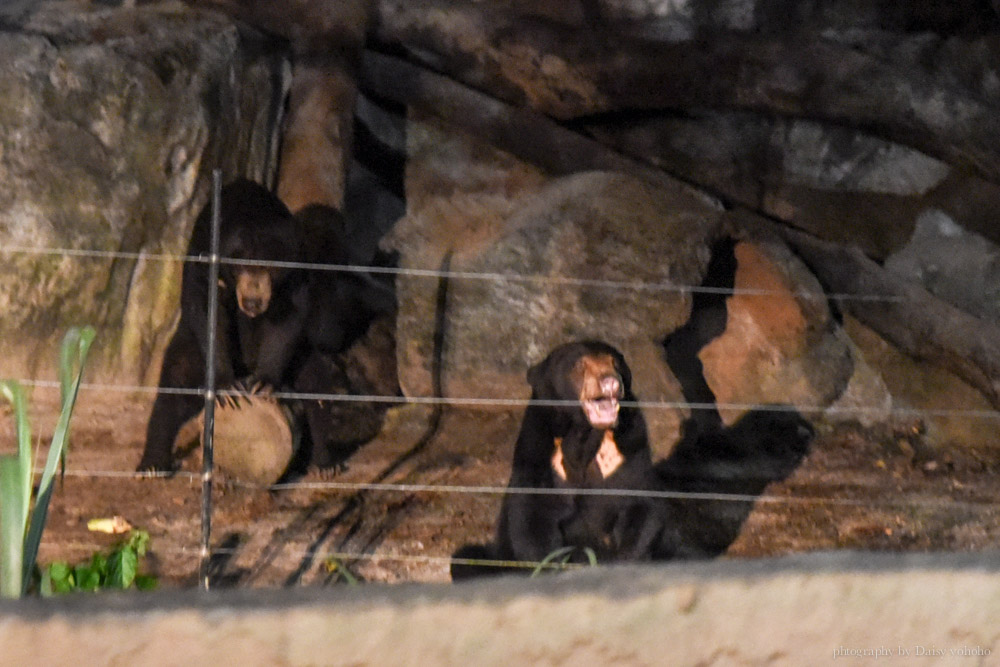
[10,386,1000,590]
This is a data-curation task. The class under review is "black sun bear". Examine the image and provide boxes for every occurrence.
[138,178,309,472]
[451,341,680,580]
[450,341,816,580]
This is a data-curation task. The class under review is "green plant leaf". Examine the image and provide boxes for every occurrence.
[48,561,72,583]
[322,557,360,586]
[58,330,74,479]
[21,326,94,594]
[531,546,576,577]
[107,547,138,590]
[47,561,74,594]
[128,530,150,558]
[74,564,100,592]
[90,551,108,578]
[0,381,33,530]
[0,329,94,598]
[529,546,599,577]
[42,529,158,595]
[0,381,31,598]
[134,574,158,591]
[0,455,26,598]
[38,565,53,597]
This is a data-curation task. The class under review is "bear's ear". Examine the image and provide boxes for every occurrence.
[526,357,549,390]
[526,360,543,387]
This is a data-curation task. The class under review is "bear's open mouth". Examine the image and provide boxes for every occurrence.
[572,353,624,429]
[582,392,620,429]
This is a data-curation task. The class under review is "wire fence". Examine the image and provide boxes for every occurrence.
[36,464,1000,509]
[3,172,1000,587]
[12,378,1000,420]
[0,242,909,302]
[37,539,590,576]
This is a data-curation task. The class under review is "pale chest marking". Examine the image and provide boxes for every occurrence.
[550,431,624,481]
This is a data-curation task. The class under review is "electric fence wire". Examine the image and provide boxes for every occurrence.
[4,236,998,582]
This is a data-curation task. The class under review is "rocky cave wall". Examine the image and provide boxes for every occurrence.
[0,2,290,385]
[1,0,999,456]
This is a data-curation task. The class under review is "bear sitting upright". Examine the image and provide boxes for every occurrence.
[451,341,680,580]
[138,178,309,472]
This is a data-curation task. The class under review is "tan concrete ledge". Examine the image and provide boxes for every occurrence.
[2,552,998,665]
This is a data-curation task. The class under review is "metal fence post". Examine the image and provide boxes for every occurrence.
[199,169,222,590]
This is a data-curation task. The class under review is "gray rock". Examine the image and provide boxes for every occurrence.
[387,150,724,455]
[596,111,950,259]
[777,120,949,196]
[592,0,996,35]
[842,314,997,451]
[0,2,290,384]
[885,209,1000,326]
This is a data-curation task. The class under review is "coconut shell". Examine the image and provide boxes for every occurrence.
[173,389,296,486]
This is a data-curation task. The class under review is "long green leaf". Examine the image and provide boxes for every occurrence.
[58,330,73,479]
[21,326,95,594]
[58,330,75,403]
[0,380,31,599]
[0,381,32,530]
[531,546,576,577]
[0,455,26,598]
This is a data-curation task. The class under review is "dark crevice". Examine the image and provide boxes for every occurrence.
[662,236,737,440]
[657,236,816,559]
[343,91,407,263]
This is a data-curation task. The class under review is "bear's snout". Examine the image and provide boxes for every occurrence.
[598,375,621,399]
[240,296,265,316]
[576,357,623,429]
[235,269,273,318]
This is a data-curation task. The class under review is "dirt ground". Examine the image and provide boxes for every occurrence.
[9,385,1000,590]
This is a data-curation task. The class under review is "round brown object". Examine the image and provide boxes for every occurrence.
[174,389,296,486]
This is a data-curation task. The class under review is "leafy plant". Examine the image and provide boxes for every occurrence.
[0,326,95,598]
[530,546,599,577]
[43,530,158,594]
[322,556,360,586]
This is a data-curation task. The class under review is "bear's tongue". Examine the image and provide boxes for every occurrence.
[583,396,619,429]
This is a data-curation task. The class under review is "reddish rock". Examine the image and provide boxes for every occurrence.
[699,238,855,425]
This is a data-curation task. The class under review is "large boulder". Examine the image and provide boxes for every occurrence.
[384,111,549,401]
[0,2,290,384]
[842,314,997,451]
[698,233,862,425]
[386,118,724,454]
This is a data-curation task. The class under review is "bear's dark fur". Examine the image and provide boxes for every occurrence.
[450,342,816,580]
[287,203,399,473]
[451,341,680,580]
[289,313,399,473]
[138,179,309,472]
[295,203,398,355]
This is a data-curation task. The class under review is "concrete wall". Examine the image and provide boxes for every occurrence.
[1,552,998,666]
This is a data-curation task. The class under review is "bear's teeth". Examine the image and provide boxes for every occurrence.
[584,397,619,428]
